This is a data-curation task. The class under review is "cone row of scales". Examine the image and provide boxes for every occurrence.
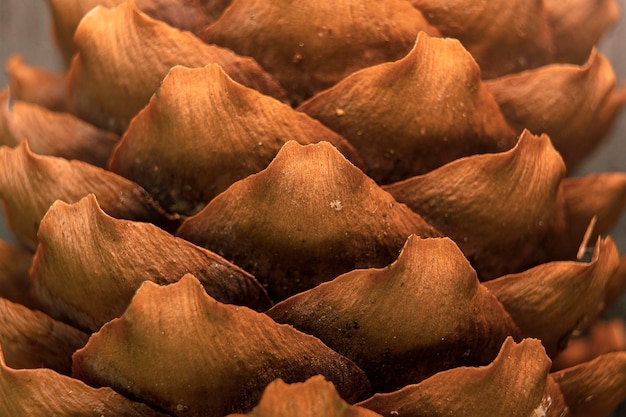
[1,0,626,416]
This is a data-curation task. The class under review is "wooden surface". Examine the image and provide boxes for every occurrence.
[1,4,626,414]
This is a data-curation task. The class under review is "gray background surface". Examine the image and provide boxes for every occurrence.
[1,0,626,413]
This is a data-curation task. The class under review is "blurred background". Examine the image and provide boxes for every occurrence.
[1,0,626,414]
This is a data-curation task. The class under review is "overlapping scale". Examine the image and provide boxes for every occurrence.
[559,173,626,256]
[486,50,626,169]
[0,142,171,250]
[109,64,362,216]
[0,88,119,168]
[66,1,286,133]
[552,351,626,417]
[298,32,516,184]
[0,297,88,374]
[72,275,370,416]
[177,141,441,301]
[4,55,66,112]
[268,236,521,392]
[484,237,620,357]
[383,130,566,279]
[48,0,220,63]
[543,0,620,64]
[226,376,382,417]
[0,346,166,416]
[357,337,568,417]
[201,0,440,103]
[31,194,269,332]
[407,0,555,78]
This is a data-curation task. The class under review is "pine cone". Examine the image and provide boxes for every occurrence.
[1,1,626,416]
